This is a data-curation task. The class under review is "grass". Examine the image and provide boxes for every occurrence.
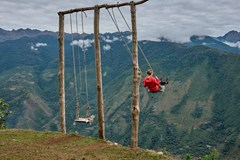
[0,129,178,160]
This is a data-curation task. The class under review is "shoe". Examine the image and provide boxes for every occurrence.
[166,78,169,84]
[160,85,165,92]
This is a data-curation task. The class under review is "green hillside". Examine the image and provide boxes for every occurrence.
[0,129,176,160]
[0,32,240,159]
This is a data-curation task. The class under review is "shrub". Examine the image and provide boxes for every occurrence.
[0,98,12,129]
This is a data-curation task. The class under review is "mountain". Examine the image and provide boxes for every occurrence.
[0,28,240,159]
[185,30,240,54]
[0,28,57,42]
[217,30,240,43]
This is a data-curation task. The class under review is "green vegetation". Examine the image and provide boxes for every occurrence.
[0,129,176,160]
[191,106,203,119]
[1,31,240,159]
[0,98,12,129]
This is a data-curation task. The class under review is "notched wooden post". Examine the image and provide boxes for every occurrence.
[130,2,141,148]
[94,5,105,140]
[58,12,66,134]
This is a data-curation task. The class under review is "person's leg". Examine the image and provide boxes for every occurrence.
[160,78,169,85]
[158,85,165,92]
[160,82,167,85]
[159,85,165,92]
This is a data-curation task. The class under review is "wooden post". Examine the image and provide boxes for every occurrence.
[58,13,66,134]
[94,6,105,140]
[130,2,141,148]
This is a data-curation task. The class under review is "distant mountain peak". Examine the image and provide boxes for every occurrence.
[222,30,240,43]
[186,31,240,54]
[0,28,56,43]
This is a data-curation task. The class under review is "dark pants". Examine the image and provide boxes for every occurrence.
[160,81,168,85]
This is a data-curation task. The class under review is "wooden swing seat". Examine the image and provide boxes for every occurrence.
[74,117,94,124]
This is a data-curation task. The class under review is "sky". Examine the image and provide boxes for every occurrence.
[1,0,239,42]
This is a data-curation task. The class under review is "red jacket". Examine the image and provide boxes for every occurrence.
[143,75,160,92]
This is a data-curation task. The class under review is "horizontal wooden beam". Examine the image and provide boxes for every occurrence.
[58,0,148,15]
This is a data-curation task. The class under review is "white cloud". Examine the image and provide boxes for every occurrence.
[36,43,47,47]
[101,36,113,43]
[126,35,132,42]
[103,44,111,51]
[31,45,38,51]
[101,35,119,43]
[223,41,240,48]
[113,37,119,41]
[105,39,114,43]
[30,42,48,51]
[71,39,94,50]
[197,36,206,41]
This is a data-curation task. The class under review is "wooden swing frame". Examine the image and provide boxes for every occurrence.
[58,0,148,148]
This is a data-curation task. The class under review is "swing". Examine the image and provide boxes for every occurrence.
[70,12,95,124]
[106,7,169,94]
[144,70,169,94]
[75,116,94,123]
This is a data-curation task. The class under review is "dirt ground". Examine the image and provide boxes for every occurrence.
[0,129,178,160]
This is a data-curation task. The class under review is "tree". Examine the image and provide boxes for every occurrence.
[0,98,12,129]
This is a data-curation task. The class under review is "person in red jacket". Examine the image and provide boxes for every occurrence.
[143,69,168,93]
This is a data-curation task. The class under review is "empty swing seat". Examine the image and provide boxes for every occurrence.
[75,116,94,124]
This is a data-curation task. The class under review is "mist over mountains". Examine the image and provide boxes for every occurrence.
[0,28,240,159]
[186,30,240,54]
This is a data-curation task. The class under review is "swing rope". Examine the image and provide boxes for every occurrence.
[81,11,91,118]
[106,9,132,58]
[117,6,153,71]
[106,8,143,74]
[70,14,80,119]
[75,12,83,119]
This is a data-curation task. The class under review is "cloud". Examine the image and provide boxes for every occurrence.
[71,39,94,50]
[103,44,111,51]
[196,36,206,41]
[101,35,119,43]
[1,0,240,42]
[36,43,47,47]
[31,45,38,51]
[126,35,132,42]
[223,41,240,48]
[30,42,48,51]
